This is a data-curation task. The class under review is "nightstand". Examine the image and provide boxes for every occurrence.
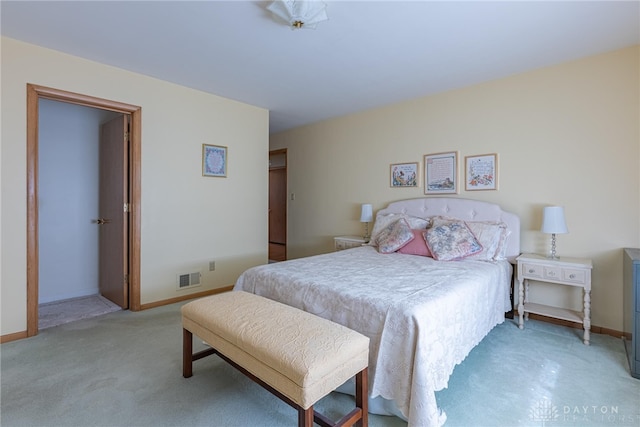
[516,253,593,345]
[334,236,366,251]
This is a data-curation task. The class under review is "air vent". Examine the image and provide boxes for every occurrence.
[177,272,201,290]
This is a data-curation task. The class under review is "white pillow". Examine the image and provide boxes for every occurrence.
[494,227,512,260]
[465,221,509,261]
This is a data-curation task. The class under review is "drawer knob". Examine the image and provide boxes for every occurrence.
[548,271,555,276]
[569,274,576,279]
[528,269,535,273]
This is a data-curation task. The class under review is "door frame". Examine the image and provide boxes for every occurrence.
[268,149,287,261]
[26,84,142,337]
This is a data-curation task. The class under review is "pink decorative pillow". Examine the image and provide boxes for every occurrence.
[397,229,432,257]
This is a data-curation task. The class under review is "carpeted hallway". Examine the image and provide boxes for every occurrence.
[38,295,122,330]
[1,301,638,427]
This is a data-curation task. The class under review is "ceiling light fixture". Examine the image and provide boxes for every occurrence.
[267,0,328,30]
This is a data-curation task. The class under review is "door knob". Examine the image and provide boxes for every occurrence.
[95,218,111,225]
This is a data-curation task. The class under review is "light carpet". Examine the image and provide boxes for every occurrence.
[2,300,639,427]
[38,295,122,330]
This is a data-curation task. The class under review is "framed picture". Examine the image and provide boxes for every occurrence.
[424,151,458,194]
[465,153,498,191]
[202,144,227,177]
[390,162,419,188]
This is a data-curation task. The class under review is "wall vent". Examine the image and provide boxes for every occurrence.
[177,272,201,290]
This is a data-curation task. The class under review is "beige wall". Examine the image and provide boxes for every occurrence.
[1,37,269,335]
[271,46,640,332]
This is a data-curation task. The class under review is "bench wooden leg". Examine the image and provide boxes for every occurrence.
[313,367,369,427]
[298,406,314,427]
[356,367,368,427]
[183,328,193,378]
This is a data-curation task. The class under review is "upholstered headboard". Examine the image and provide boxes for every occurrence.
[376,197,521,261]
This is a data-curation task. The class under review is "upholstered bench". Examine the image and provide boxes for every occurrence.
[181,291,370,427]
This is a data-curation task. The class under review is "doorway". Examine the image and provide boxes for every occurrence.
[37,100,124,329]
[26,84,142,337]
[269,149,287,262]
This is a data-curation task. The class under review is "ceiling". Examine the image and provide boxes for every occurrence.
[2,1,639,134]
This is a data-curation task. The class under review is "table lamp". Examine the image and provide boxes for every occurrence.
[360,204,373,243]
[541,206,568,259]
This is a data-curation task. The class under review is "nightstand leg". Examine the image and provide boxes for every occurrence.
[583,289,591,345]
[524,280,530,321]
[518,278,525,329]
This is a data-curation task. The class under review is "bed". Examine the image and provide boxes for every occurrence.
[234,197,520,427]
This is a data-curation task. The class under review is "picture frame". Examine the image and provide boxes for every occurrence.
[424,151,458,194]
[202,144,227,177]
[465,153,498,191]
[390,162,419,188]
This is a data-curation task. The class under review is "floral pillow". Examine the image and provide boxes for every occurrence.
[370,213,430,246]
[397,229,432,257]
[376,218,414,254]
[369,213,401,245]
[425,219,483,261]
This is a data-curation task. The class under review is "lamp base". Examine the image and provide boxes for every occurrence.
[547,233,560,260]
[363,222,370,244]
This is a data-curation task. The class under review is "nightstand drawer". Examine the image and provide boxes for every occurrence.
[562,268,587,284]
[522,263,543,279]
[543,266,565,281]
[334,236,366,251]
[335,240,358,250]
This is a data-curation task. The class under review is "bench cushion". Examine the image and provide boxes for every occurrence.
[182,291,369,409]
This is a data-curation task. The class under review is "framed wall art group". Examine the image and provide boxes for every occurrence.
[390,151,498,194]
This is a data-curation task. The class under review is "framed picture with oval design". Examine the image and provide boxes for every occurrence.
[202,144,227,178]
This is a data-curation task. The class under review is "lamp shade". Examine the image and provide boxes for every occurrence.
[360,204,373,223]
[267,0,328,29]
[541,206,568,234]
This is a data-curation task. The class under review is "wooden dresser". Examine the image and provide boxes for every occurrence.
[624,248,640,379]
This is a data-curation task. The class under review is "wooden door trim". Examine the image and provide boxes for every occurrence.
[26,84,142,337]
[268,149,287,261]
[269,148,287,156]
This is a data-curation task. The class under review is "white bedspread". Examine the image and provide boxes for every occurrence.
[234,246,512,427]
